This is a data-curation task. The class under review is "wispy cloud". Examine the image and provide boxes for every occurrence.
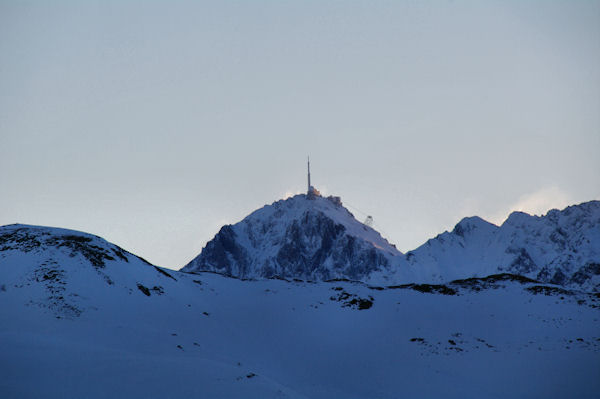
[490,186,573,224]
[282,190,303,200]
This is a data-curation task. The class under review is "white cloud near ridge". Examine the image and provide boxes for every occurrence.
[491,186,574,225]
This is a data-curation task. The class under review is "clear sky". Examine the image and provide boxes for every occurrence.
[1,1,599,270]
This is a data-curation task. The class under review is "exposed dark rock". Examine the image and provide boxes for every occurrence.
[570,263,600,286]
[137,284,151,296]
[111,246,129,262]
[505,247,537,275]
[151,286,164,295]
[0,228,42,252]
[329,290,374,310]
[450,273,538,291]
[411,284,457,296]
[27,261,82,318]
[154,266,177,281]
[526,285,572,297]
[550,269,567,285]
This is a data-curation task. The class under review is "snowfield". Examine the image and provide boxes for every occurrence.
[1,224,599,398]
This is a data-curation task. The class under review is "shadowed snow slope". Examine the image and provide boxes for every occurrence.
[1,224,599,398]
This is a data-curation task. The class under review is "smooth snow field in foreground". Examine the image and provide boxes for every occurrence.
[1,271,598,398]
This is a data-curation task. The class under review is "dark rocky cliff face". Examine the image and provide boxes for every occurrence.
[196,225,250,277]
[269,212,388,280]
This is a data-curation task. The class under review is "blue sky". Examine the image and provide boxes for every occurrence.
[1,1,599,269]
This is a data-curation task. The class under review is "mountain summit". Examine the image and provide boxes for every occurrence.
[182,194,401,280]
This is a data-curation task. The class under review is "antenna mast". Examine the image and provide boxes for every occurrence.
[307,156,311,194]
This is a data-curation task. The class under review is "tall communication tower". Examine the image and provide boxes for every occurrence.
[307,157,320,198]
[307,156,311,194]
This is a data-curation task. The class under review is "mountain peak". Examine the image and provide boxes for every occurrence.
[452,216,497,237]
[182,193,401,280]
[502,210,536,227]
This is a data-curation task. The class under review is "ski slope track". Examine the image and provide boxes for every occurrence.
[1,223,599,398]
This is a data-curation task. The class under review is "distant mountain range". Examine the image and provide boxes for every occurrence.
[183,195,600,292]
[404,200,600,291]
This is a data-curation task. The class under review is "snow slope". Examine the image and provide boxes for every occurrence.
[1,224,599,398]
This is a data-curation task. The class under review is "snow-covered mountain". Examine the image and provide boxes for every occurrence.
[182,194,403,281]
[183,197,600,291]
[1,223,599,398]
[405,200,600,291]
